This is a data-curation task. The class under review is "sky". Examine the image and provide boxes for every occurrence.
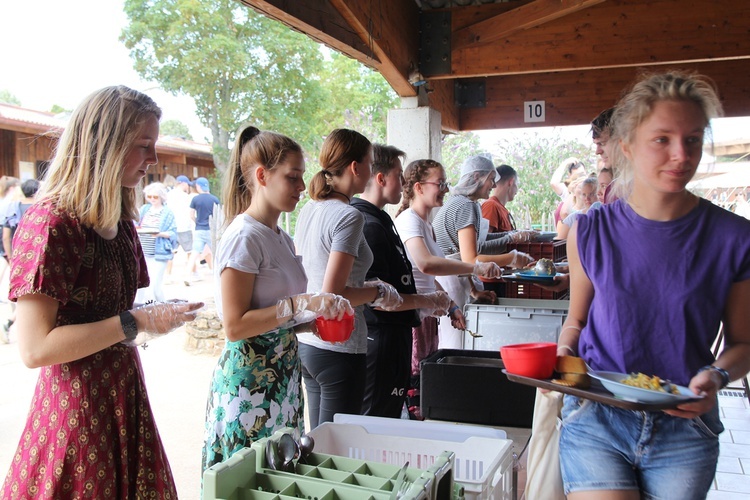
[0,0,211,142]
[2,0,748,153]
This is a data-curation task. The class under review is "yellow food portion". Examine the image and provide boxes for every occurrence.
[620,372,679,394]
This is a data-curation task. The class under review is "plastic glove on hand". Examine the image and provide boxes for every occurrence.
[509,249,534,269]
[422,291,451,313]
[124,300,204,346]
[473,260,502,279]
[364,279,403,311]
[276,293,354,325]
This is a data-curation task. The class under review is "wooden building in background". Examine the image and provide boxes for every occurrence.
[0,102,216,183]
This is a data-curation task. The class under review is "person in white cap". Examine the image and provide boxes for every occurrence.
[432,153,534,348]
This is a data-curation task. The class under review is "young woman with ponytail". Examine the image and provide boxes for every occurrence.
[202,126,352,474]
[295,129,419,428]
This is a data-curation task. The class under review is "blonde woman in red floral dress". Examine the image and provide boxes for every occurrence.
[0,86,203,499]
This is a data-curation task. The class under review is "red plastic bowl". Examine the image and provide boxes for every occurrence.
[500,342,557,379]
[315,313,355,342]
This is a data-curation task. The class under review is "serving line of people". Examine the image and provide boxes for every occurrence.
[5,69,745,500]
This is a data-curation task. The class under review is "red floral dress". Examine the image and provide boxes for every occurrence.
[0,201,178,499]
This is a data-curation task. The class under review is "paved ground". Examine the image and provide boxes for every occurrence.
[0,261,217,500]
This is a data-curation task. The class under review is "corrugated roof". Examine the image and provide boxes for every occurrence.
[0,103,66,131]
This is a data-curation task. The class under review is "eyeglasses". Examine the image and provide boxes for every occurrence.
[145,195,160,200]
[420,181,450,191]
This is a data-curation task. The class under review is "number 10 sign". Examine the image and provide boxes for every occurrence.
[524,100,545,123]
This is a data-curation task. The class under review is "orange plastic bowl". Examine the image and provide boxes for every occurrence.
[315,313,355,342]
[500,342,557,379]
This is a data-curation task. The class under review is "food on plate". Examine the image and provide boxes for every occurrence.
[620,372,678,394]
[555,355,590,388]
[533,258,556,276]
[551,379,575,387]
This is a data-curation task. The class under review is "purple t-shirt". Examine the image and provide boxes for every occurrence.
[576,198,750,385]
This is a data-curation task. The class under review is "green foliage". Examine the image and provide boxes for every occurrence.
[319,52,399,144]
[160,119,193,140]
[121,0,326,170]
[0,90,21,106]
[441,132,482,185]
[488,130,596,227]
[49,104,70,114]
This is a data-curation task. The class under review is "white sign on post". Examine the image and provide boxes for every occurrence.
[524,100,546,123]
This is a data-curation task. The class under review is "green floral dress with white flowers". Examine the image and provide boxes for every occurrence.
[201,327,303,474]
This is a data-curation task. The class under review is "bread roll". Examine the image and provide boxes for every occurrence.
[556,355,587,374]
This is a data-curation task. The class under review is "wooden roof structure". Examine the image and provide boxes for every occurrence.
[240,0,750,133]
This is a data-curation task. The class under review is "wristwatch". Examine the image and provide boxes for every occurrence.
[698,365,730,389]
[119,311,138,342]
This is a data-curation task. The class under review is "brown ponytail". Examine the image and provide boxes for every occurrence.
[309,128,371,201]
[222,125,302,225]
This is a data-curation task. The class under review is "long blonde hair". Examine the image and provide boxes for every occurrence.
[222,125,303,225]
[41,86,161,229]
[611,71,723,199]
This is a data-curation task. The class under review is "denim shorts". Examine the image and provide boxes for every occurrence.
[559,395,722,499]
[192,229,212,253]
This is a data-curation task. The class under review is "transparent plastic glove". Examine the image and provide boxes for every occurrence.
[123,300,204,346]
[418,291,451,318]
[276,292,354,325]
[363,279,403,311]
[509,230,537,243]
[473,260,502,279]
[509,249,534,269]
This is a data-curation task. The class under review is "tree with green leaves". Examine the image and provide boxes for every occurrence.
[121,0,327,171]
[0,90,21,106]
[160,119,193,140]
[441,131,482,185]
[489,130,595,227]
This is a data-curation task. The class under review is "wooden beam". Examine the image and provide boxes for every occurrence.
[241,0,420,97]
[328,0,420,96]
[426,80,459,133]
[447,0,750,79]
[453,0,606,51]
[239,1,376,69]
[456,59,750,131]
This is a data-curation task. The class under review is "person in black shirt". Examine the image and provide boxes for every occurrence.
[351,144,422,418]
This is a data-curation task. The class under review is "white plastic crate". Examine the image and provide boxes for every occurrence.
[463,298,569,351]
[309,422,514,500]
[333,413,507,442]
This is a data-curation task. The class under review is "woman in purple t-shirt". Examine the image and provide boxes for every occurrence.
[557,72,750,499]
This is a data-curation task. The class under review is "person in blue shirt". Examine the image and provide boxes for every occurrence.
[185,176,219,285]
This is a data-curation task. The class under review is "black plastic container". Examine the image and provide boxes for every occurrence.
[420,349,536,428]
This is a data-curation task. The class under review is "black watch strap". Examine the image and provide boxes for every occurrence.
[119,311,138,342]
[698,365,730,389]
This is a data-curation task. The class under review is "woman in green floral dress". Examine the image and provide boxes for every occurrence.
[201,126,352,474]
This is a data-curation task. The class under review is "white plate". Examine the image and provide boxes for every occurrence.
[588,370,702,404]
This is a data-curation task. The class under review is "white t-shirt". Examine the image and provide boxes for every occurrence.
[294,199,373,354]
[166,188,195,233]
[213,214,307,329]
[394,208,444,293]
